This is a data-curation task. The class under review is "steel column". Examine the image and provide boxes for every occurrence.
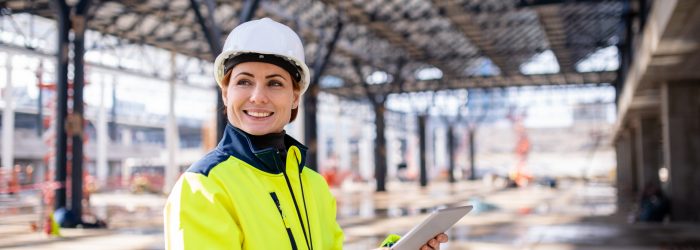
[418,115,428,187]
[190,0,225,140]
[447,125,456,183]
[468,126,477,180]
[52,0,70,211]
[305,21,343,171]
[69,0,90,224]
[373,104,387,191]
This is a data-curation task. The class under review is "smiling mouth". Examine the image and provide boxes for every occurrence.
[244,110,273,118]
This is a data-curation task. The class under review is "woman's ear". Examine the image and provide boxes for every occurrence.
[292,89,300,109]
[221,86,228,104]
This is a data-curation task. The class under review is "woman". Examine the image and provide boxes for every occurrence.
[164,18,448,250]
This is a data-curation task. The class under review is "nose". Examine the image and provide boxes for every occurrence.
[249,83,269,104]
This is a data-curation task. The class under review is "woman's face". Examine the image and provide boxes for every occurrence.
[222,62,300,135]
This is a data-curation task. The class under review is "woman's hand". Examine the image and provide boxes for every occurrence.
[419,233,448,250]
[374,233,449,250]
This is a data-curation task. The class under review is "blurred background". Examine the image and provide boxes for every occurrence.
[0,0,699,249]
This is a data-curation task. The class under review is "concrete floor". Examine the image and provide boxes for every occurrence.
[1,180,699,250]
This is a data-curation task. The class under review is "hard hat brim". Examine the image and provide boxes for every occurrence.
[214,50,310,96]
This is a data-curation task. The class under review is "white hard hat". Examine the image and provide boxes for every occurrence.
[214,18,310,95]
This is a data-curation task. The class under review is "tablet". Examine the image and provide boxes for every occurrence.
[391,206,472,250]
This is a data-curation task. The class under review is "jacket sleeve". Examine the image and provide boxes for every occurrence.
[164,173,241,250]
[324,186,344,250]
[330,194,345,250]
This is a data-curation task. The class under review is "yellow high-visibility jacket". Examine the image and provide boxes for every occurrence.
[164,124,344,250]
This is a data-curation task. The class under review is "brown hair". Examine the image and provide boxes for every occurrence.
[221,69,301,123]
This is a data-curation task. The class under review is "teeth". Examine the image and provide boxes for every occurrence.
[247,111,272,118]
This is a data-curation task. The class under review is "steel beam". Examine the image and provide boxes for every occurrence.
[310,21,344,88]
[323,71,616,97]
[190,0,227,140]
[239,0,260,24]
[536,5,576,73]
[431,0,511,74]
[517,0,609,7]
[320,0,461,79]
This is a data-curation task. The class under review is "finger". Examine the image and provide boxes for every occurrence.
[420,245,432,250]
[437,233,449,243]
[429,238,438,248]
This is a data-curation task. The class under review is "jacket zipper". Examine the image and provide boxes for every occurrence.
[270,192,298,250]
[274,149,313,250]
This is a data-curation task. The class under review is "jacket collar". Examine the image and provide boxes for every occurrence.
[217,123,308,174]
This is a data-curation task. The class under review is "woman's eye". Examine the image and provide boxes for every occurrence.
[236,80,252,86]
[269,81,284,87]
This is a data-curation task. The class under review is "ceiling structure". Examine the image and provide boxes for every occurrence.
[1,0,626,99]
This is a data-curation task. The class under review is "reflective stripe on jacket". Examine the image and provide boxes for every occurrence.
[164,124,344,249]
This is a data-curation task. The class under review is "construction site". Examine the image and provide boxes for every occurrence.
[1,0,699,249]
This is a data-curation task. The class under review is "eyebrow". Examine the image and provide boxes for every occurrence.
[266,74,287,80]
[234,72,255,78]
[234,72,287,80]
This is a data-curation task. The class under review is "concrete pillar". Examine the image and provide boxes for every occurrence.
[96,74,109,187]
[632,116,661,192]
[615,127,637,214]
[661,81,700,222]
[2,53,14,170]
[164,51,180,194]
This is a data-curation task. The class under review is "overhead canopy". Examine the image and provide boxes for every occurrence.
[2,0,625,98]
